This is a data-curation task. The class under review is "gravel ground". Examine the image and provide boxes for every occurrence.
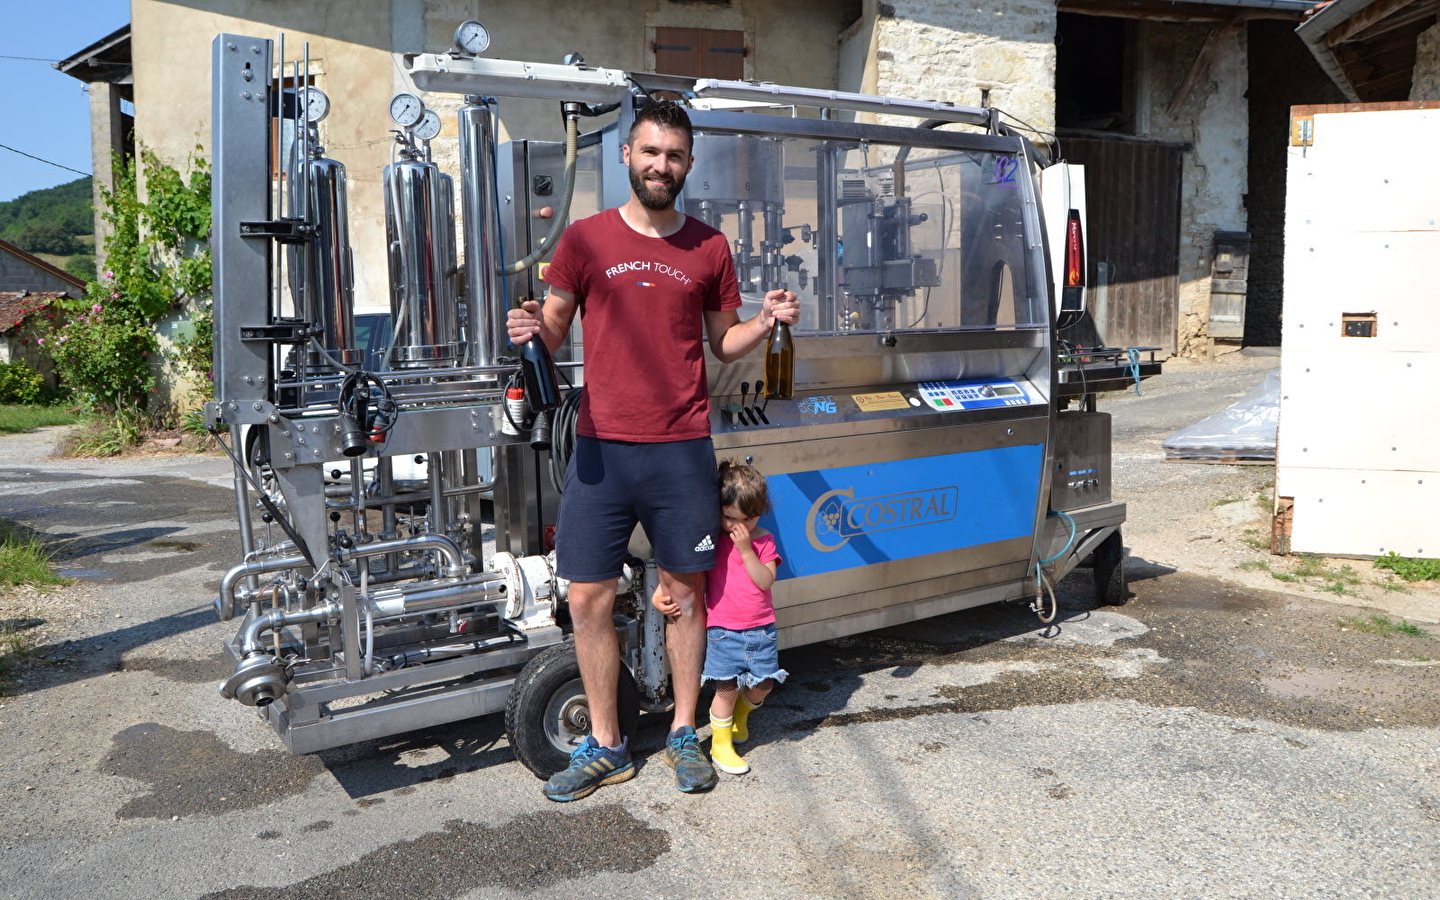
[1,360,1438,900]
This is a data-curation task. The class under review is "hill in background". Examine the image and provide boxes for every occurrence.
[0,177,96,280]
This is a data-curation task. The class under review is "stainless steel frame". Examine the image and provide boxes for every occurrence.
[205,33,1154,759]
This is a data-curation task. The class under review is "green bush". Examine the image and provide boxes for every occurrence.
[0,361,47,405]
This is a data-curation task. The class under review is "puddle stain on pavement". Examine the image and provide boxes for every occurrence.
[783,571,1440,735]
[197,805,669,900]
[103,724,325,819]
[118,650,230,683]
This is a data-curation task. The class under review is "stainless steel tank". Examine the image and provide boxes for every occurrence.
[290,152,361,369]
[458,99,502,368]
[384,156,460,369]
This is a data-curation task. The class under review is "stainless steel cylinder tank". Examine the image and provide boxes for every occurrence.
[458,99,502,369]
[384,156,460,369]
[290,153,362,368]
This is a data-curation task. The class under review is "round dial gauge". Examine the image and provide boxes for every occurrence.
[302,87,330,123]
[413,109,442,141]
[389,92,425,128]
[454,20,491,55]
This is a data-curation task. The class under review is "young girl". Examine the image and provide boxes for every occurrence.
[657,459,786,775]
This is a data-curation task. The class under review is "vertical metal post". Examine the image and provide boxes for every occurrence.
[815,144,839,332]
[211,35,274,414]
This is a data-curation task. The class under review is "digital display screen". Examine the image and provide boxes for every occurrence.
[992,385,1021,396]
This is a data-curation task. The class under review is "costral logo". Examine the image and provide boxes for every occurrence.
[804,486,959,552]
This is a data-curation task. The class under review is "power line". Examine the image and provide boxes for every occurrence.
[0,54,62,62]
[0,142,90,178]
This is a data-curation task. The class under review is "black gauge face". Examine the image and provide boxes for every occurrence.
[389,92,425,127]
[455,20,490,55]
[414,109,442,141]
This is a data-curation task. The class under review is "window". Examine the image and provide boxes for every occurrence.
[652,27,747,79]
[1055,13,1134,133]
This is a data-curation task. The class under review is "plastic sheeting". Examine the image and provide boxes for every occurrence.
[1163,371,1279,462]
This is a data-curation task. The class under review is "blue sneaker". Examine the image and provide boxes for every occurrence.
[542,736,635,802]
[663,726,718,793]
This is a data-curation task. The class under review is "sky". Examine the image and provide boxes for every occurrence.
[0,0,132,203]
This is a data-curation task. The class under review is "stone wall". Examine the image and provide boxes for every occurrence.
[1413,21,1440,101]
[1134,20,1247,358]
[867,0,1056,132]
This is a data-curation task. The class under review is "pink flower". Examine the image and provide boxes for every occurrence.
[92,304,102,312]
[36,338,44,346]
[103,270,114,280]
[110,292,120,299]
[58,336,68,343]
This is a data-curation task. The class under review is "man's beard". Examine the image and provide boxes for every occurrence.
[629,165,685,211]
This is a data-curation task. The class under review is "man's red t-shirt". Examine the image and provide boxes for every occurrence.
[542,207,742,442]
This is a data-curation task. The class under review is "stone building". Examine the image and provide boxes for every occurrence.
[61,1,1440,362]
[0,239,86,384]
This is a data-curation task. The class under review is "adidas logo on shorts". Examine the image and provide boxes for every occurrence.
[694,534,714,552]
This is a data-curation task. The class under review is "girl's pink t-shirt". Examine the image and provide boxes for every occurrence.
[705,531,782,630]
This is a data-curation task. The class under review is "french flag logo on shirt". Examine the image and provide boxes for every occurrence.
[636,280,655,287]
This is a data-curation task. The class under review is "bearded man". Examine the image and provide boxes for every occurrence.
[506,100,800,801]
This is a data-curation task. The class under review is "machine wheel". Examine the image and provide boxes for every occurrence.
[1093,530,1128,606]
[504,641,641,779]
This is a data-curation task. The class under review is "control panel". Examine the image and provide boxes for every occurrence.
[917,378,1033,411]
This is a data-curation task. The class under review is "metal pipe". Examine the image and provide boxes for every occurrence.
[240,600,337,655]
[366,573,508,618]
[693,79,992,126]
[337,532,468,578]
[217,552,309,621]
[458,98,501,367]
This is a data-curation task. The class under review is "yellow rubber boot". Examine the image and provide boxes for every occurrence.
[733,693,762,744]
[708,715,750,775]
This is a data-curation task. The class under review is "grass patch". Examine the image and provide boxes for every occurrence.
[1240,560,1271,572]
[1376,580,1412,594]
[0,404,83,435]
[1271,571,1300,583]
[1291,554,1328,579]
[1336,614,1429,638]
[1212,496,1244,508]
[1374,553,1440,582]
[1241,528,1270,551]
[0,519,69,589]
[55,411,144,457]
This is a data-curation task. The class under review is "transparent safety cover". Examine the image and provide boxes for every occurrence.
[684,132,1046,335]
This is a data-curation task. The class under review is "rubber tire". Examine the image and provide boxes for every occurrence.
[1093,530,1128,606]
[505,641,641,779]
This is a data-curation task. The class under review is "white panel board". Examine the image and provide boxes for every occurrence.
[1279,467,1437,558]
[1281,231,1440,353]
[1285,109,1440,235]
[1278,349,1438,471]
[1278,105,1440,558]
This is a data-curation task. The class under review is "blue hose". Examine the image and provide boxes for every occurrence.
[1127,347,1143,395]
[1039,510,1077,565]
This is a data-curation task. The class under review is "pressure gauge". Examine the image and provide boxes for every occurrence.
[302,87,330,123]
[389,92,425,128]
[413,109,442,142]
[454,20,491,56]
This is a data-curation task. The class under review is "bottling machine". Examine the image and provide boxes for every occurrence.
[207,26,1160,776]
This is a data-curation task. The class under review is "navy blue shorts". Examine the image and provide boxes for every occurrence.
[555,436,719,582]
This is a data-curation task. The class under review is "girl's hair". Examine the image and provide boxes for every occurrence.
[718,459,770,518]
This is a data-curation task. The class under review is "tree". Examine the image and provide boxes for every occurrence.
[14,221,82,256]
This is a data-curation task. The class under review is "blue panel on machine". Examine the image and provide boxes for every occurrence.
[760,444,1043,580]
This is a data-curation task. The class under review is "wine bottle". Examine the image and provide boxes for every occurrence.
[764,319,794,400]
[519,335,560,413]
